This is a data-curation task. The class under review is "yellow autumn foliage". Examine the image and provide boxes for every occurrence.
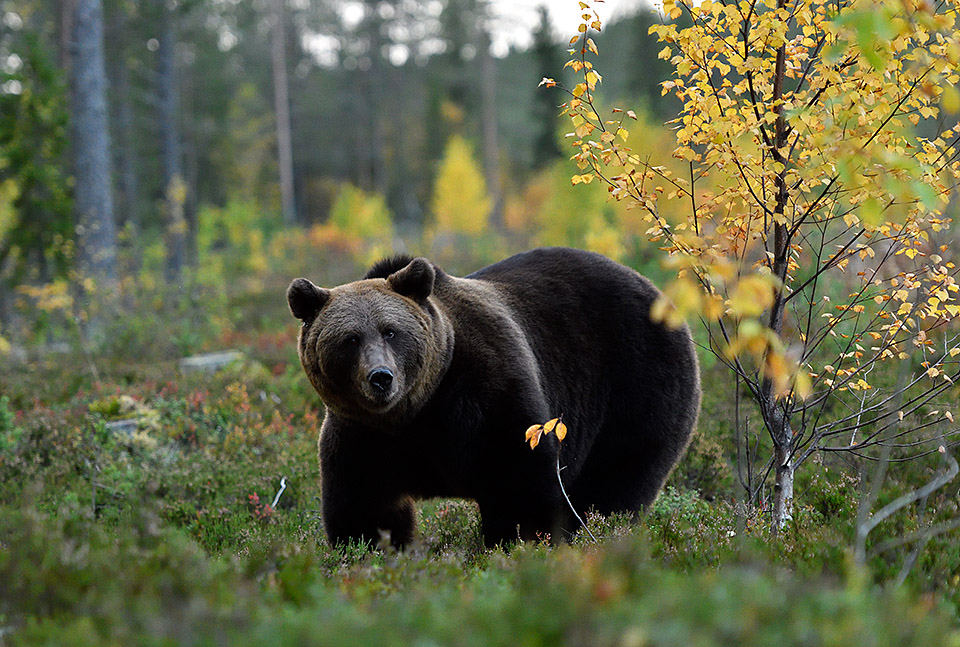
[328,183,394,242]
[564,0,960,402]
[430,136,491,236]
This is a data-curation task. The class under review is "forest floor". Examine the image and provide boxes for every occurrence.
[1,274,959,646]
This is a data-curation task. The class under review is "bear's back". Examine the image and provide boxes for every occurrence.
[466,247,696,437]
[467,247,661,342]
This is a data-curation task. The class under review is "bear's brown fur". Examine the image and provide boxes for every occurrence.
[288,248,701,548]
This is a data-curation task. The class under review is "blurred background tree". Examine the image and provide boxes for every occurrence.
[0,32,73,322]
[0,0,682,327]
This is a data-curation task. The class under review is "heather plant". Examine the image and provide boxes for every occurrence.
[0,396,20,456]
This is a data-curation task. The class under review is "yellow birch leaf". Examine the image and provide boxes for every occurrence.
[555,420,568,441]
[727,275,776,317]
[703,293,724,320]
[525,423,543,449]
[943,85,960,113]
[794,370,813,400]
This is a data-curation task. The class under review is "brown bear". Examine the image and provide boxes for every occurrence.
[287,247,700,548]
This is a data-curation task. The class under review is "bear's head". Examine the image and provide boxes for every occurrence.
[287,258,454,425]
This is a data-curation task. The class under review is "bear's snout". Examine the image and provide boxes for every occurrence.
[368,367,394,393]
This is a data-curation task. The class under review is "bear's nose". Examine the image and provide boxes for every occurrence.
[368,368,394,392]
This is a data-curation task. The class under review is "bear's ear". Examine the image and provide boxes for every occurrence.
[287,278,330,322]
[388,257,435,302]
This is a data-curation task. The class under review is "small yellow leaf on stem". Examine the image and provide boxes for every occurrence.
[555,420,568,441]
[525,424,544,449]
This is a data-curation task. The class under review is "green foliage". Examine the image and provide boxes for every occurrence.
[650,486,712,526]
[197,197,281,281]
[0,32,73,287]
[212,82,280,210]
[3,499,959,646]
[508,161,625,262]
[87,395,122,418]
[0,395,21,455]
[668,429,732,501]
[328,184,393,239]
[0,503,253,645]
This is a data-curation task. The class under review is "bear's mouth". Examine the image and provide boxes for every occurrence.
[359,384,399,412]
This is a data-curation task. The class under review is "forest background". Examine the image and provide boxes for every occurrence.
[2,0,960,644]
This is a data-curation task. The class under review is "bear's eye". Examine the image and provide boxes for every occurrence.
[345,334,360,346]
[383,328,396,340]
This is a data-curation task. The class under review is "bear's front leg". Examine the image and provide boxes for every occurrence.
[475,435,576,547]
[319,419,417,549]
[322,492,416,549]
[477,496,573,548]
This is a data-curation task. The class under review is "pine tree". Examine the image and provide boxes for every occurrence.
[70,0,117,290]
[0,34,73,290]
[531,7,562,168]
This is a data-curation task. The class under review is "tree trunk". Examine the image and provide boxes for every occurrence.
[182,64,199,268]
[365,6,388,199]
[271,0,297,225]
[770,406,795,532]
[767,0,793,534]
[157,1,186,285]
[352,79,373,192]
[70,0,118,292]
[479,25,502,231]
[107,5,139,269]
[58,0,77,71]
[766,220,793,533]
[115,60,139,234]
